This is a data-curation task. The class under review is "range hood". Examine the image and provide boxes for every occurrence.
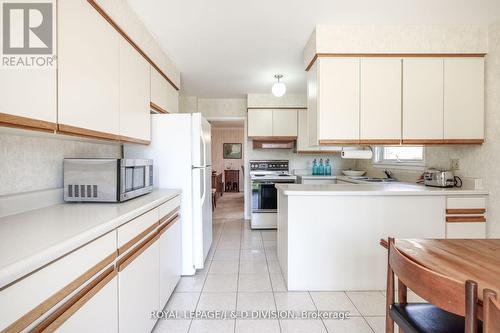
[252,138,295,149]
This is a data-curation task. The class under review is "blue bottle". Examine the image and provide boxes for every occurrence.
[312,159,318,175]
[325,158,332,176]
[318,159,325,176]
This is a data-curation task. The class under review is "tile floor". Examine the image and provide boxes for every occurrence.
[153,193,397,333]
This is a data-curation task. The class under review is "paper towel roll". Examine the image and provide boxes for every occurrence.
[341,149,373,159]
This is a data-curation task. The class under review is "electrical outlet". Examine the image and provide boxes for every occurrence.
[450,159,460,171]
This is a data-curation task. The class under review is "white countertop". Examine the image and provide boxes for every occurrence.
[0,189,181,288]
[276,179,488,196]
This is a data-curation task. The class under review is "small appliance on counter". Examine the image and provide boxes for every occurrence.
[63,158,153,202]
[423,169,462,188]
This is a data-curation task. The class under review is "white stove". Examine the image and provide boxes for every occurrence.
[250,160,296,229]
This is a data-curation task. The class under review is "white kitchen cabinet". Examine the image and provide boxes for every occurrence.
[119,38,151,142]
[151,67,179,113]
[58,0,120,136]
[119,237,160,333]
[159,217,182,306]
[272,109,298,137]
[50,274,118,333]
[0,68,56,130]
[402,58,444,141]
[314,57,360,144]
[444,58,485,141]
[446,222,486,239]
[360,58,402,142]
[247,109,273,137]
[297,110,342,153]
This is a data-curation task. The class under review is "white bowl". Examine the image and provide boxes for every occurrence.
[342,170,366,177]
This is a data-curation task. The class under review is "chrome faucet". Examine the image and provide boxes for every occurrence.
[384,169,397,180]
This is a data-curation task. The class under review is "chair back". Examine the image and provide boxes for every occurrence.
[388,240,477,317]
[484,289,500,333]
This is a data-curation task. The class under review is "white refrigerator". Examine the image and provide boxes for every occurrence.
[124,113,212,276]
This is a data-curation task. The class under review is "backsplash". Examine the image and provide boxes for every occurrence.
[0,133,121,196]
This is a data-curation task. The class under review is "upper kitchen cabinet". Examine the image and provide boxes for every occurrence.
[151,67,179,114]
[119,39,151,144]
[443,58,485,143]
[58,0,120,139]
[0,69,57,132]
[402,58,444,143]
[272,109,298,137]
[297,110,342,153]
[360,58,402,144]
[309,57,360,145]
[247,109,273,137]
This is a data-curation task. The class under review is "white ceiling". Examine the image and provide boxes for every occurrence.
[128,0,500,98]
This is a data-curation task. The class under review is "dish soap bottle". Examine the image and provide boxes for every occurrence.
[325,158,332,176]
[312,159,318,175]
[318,159,325,176]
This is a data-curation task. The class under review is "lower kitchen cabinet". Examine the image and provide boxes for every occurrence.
[118,236,160,333]
[159,216,182,306]
[51,273,119,333]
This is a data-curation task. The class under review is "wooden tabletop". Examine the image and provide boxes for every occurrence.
[396,239,500,301]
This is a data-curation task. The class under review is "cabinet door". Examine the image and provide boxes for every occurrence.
[307,62,319,145]
[119,39,150,142]
[119,240,159,333]
[159,217,182,307]
[53,275,118,333]
[58,0,120,136]
[402,58,444,141]
[0,69,56,129]
[151,67,178,113]
[318,57,360,143]
[272,109,298,137]
[247,109,273,137]
[360,58,402,142]
[444,58,484,141]
[297,110,313,151]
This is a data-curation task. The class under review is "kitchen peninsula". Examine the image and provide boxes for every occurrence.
[275,180,488,291]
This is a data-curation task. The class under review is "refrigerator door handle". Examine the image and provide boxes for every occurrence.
[200,131,207,167]
[200,168,206,203]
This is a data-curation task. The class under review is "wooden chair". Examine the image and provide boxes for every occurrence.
[483,289,500,333]
[385,237,481,333]
[211,188,217,211]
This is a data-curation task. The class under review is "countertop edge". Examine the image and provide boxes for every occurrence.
[0,189,181,289]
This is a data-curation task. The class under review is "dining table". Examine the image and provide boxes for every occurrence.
[393,239,500,316]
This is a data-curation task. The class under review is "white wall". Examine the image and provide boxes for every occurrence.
[305,24,488,67]
[180,96,246,118]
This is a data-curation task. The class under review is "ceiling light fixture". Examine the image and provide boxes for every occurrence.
[272,74,286,97]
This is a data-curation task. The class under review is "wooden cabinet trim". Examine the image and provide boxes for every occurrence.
[0,113,57,133]
[359,139,401,145]
[31,266,117,333]
[159,207,180,225]
[306,53,486,71]
[117,231,159,272]
[442,139,484,145]
[3,251,117,333]
[446,209,486,215]
[150,102,168,114]
[159,216,180,236]
[57,124,121,141]
[297,150,341,154]
[402,139,484,145]
[86,0,179,91]
[119,135,151,145]
[118,221,159,256]
[446,216,486,223]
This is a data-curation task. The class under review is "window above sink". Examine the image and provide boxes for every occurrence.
[373,146,426,169]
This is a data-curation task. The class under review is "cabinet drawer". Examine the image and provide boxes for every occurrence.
[446,196,486,210]
[0,232,117,332]
[117,208,159,253]
[158,196,181,221]
[446,222,486,239]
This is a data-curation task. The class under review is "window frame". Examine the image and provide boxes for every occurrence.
[373,146,426,169]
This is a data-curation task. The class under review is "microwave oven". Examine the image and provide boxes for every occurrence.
[63,158,153,202]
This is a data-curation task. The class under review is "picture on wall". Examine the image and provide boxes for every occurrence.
[223,143,242,159]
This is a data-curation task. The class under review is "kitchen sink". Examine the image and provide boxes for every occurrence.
[350,177,399,183]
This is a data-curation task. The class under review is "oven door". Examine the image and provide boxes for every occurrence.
[120,159,153,201]
[251,181,279,212]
